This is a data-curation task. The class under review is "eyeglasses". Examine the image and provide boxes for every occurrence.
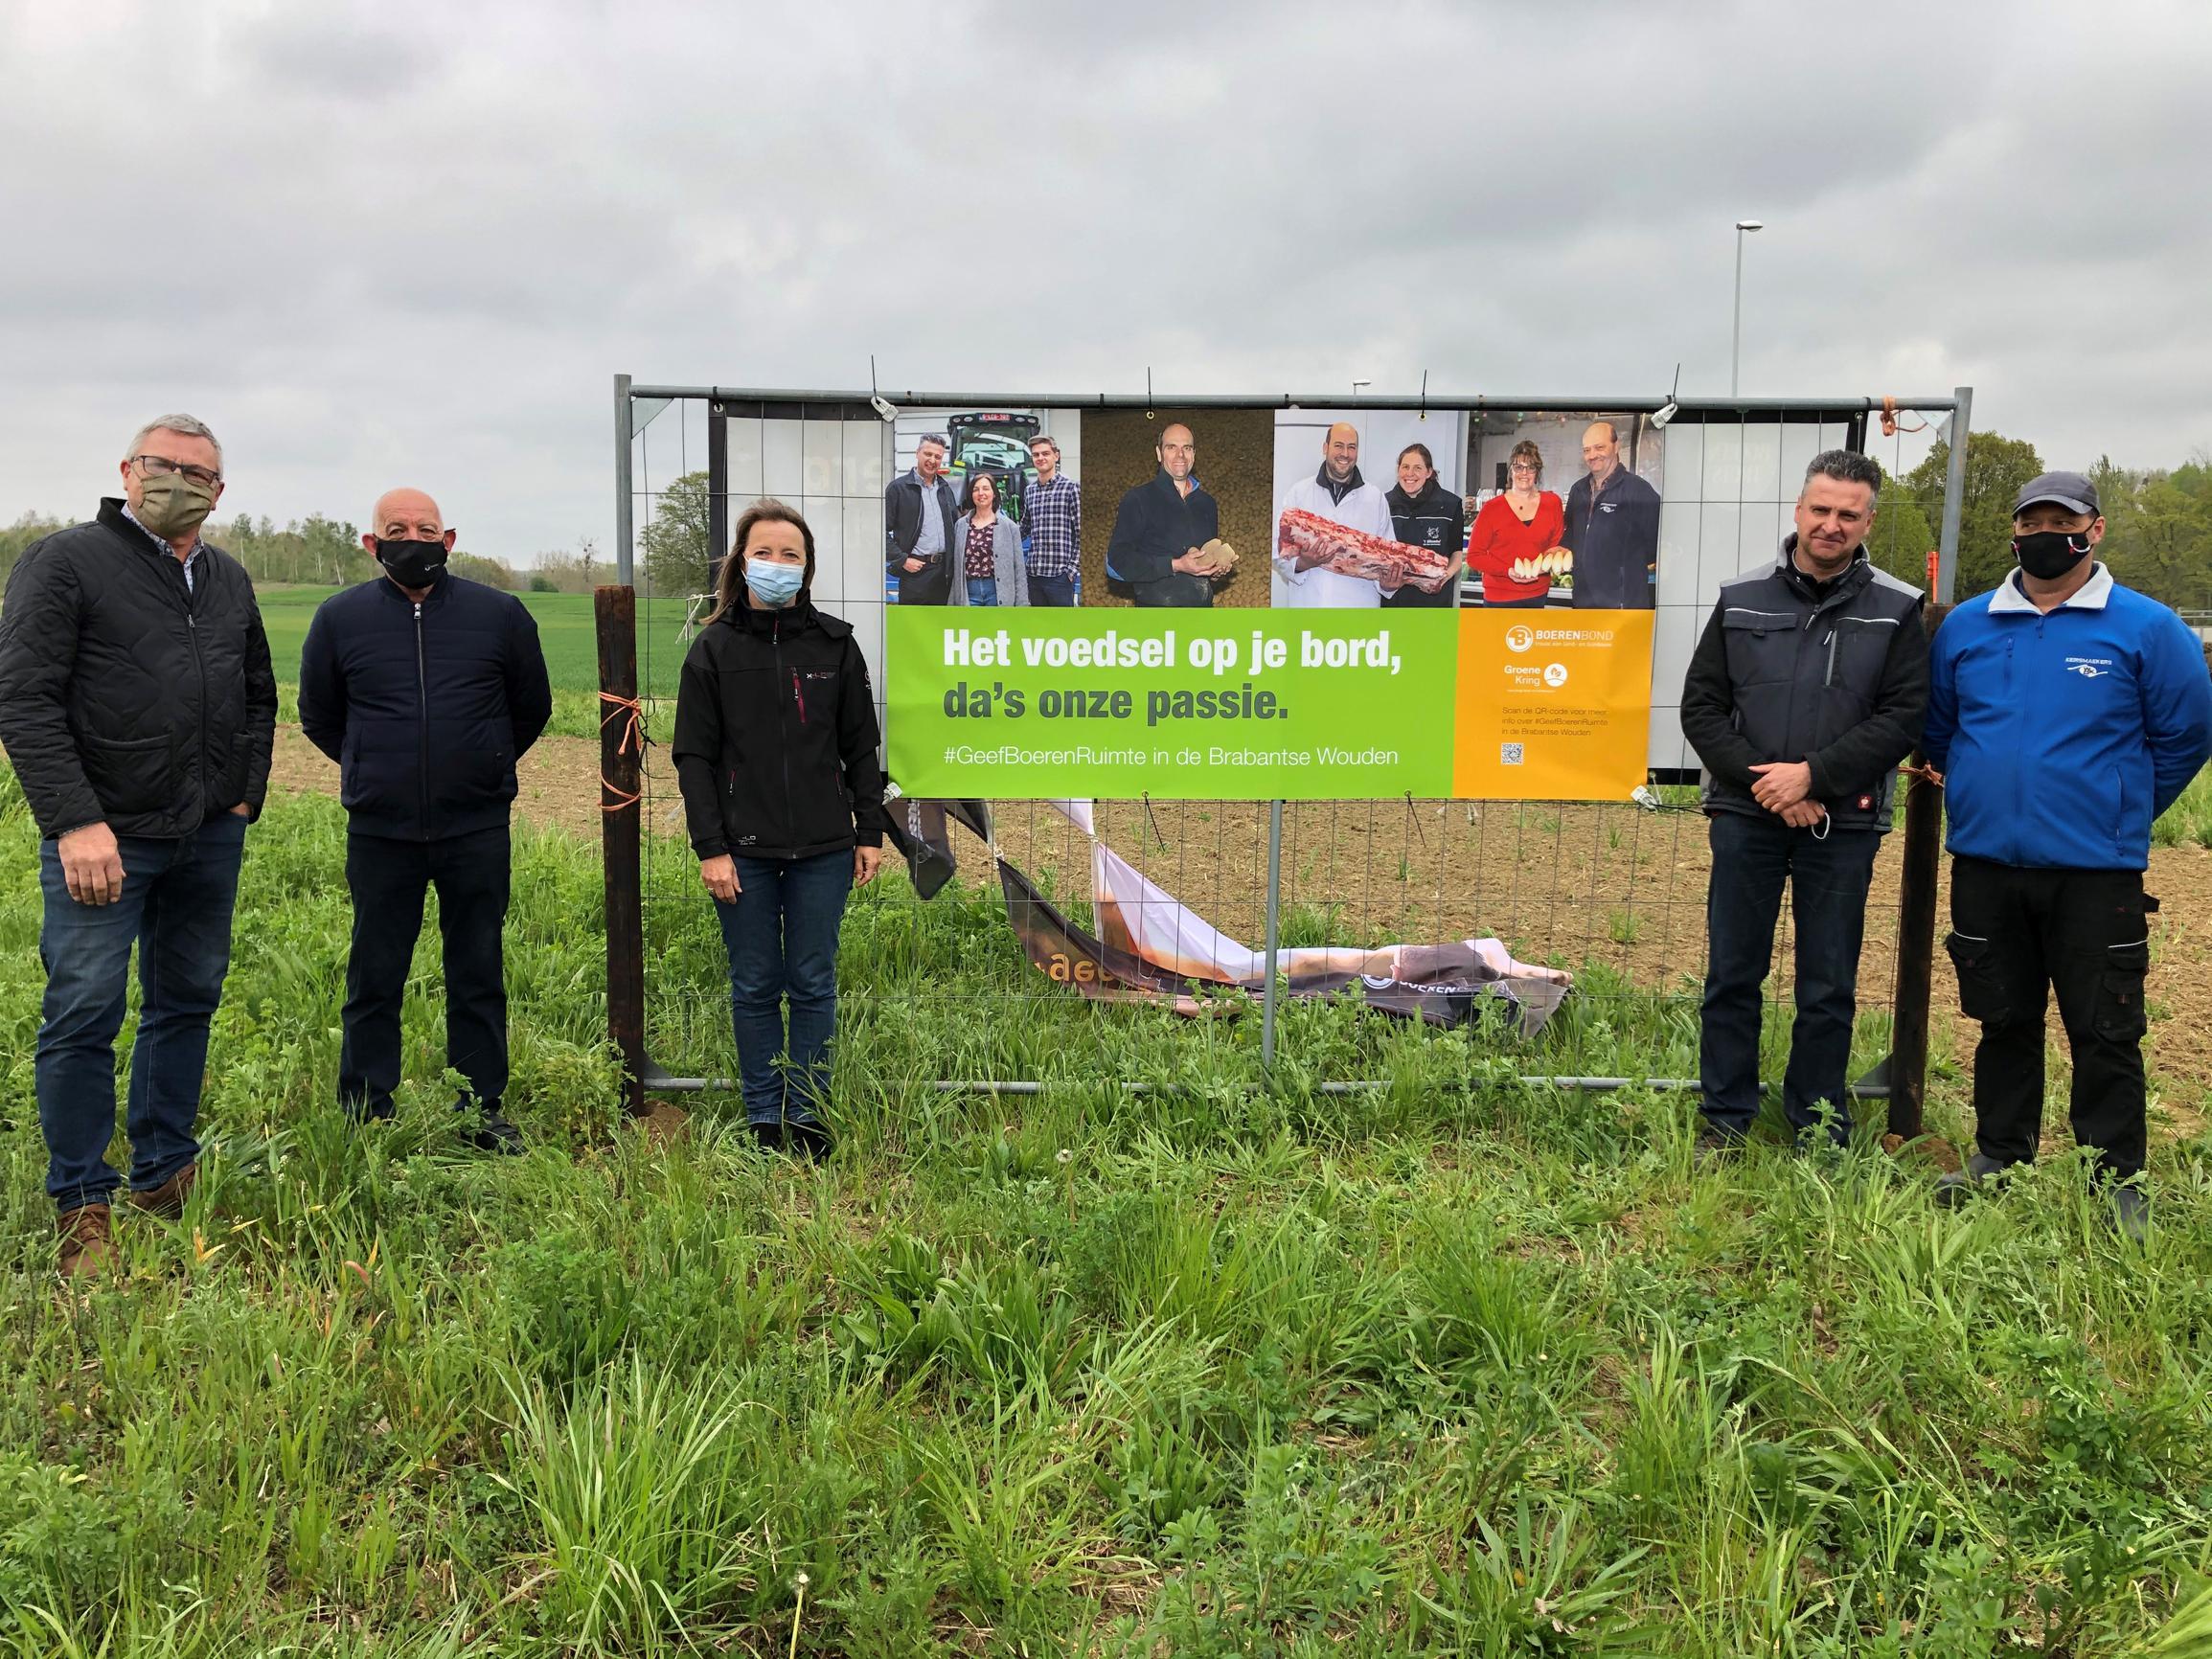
[132,454,223,489]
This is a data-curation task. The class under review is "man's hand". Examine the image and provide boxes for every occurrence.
[1171,548,1211,577]
[855,845,882,887]
[57,823,124,906]
[1749,761,1813,812]
[229,802,252,817]
[901,557,924,574]
[699,853,740,902]
[1779,800,1827,830]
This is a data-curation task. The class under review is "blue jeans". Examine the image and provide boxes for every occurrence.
[1699,810,1881,1143]
[1030,575,1078,607]
[36,812,249,1210]
[715,850,853,1126]
[966,577,999,606]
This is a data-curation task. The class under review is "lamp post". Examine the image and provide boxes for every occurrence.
[1731,219,1763,398]
[1351,379,1372,398]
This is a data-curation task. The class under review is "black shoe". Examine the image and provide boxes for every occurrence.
[1934,1151,2009,1208]
[2109,1183,2150,1242]
[466,1109,526,1156]
[1692,1126,1745,1168]
[748,1121,787,1153]
[784,1121,835,1161]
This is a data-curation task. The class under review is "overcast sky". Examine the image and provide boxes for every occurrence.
[4,0,2207,559]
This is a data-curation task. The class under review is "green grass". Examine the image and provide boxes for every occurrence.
[254,585,702,739]
[5,771,2212,1654]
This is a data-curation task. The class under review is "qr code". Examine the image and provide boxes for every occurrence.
[1500,742,1525,765]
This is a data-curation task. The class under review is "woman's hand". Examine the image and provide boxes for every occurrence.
[699,854,740,902]
[854,845,883,887]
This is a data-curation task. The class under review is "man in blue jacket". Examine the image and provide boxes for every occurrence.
[298,489,553,1151]
[1926,471,2212,1235]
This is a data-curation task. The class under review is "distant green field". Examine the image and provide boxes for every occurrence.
[255,584,701,736]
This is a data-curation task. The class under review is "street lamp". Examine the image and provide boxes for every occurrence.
[1731,219,1764,398]
[1351,379,1372,398]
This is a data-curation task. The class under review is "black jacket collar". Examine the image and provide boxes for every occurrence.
[1316,464,1365,506]
[1778,534,1872,606]
[726,595,851,639]
[1151,466,1207,503]
[1386,477,1456,512]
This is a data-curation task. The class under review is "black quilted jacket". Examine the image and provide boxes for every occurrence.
[0,499,277,839]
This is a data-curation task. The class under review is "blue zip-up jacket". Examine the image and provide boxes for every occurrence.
[297,573,553,841]
[1925,564,2212,871]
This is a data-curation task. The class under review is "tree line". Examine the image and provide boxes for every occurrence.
[7,433,2209,613]
[0,511,541,593]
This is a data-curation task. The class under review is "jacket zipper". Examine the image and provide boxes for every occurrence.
[792,668,808,725]
[415,600,430,840]
[185,567,209,816]
[771,618,798,849]
[1823,629,1838,688]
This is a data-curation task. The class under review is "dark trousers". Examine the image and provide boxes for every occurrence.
[1131,574,1213,607]
[715,849,853,1126]
[35,812,249,1210]
[1699,810,1881,1142]
[1029,575,1079,607]
[340,827,512,1118]
[1946,856,2150,1179]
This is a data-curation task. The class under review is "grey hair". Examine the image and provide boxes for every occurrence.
[1803,448,1882,496]
[917,432,949,452]
[126,413,223,470]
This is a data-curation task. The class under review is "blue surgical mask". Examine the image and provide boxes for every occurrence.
[744,557,805,608]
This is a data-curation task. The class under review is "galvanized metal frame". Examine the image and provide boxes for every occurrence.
[608,376,1975,1112]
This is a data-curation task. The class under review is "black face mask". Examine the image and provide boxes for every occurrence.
[376,537,448,587]
[2013,530,2092,581]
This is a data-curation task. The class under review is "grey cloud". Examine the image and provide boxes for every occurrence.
[3,0,2208,560]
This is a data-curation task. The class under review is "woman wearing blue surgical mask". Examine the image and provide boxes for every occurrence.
[670,499,888,1158]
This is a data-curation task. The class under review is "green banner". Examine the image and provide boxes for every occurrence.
[886,608,1458,799]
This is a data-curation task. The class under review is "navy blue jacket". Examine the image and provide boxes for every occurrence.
[1926,564,2212,871]
[297,573,553,841]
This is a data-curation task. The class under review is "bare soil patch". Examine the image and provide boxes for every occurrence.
[263,732,2212,1125]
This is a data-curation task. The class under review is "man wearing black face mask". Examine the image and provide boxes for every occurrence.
[298,488,553,1151]
[1926,471,2212,1238]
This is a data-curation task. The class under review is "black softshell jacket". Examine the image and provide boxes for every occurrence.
[0,499,277,839]
[671,598,889,860]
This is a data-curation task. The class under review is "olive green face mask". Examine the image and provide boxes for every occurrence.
[133,473,218,540]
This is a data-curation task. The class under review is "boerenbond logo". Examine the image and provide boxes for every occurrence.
[1505,625,1535,653]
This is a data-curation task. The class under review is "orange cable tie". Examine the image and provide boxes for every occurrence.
[599,691,646,813]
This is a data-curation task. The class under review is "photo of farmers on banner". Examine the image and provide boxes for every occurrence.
[883,407,1085,608]
[886,400,1659,803]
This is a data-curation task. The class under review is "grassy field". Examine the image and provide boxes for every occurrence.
[5,767,2212,1655]
[254,585,698,739]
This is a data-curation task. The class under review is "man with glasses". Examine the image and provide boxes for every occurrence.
[885,433,959,604]
[0,415,277,1277]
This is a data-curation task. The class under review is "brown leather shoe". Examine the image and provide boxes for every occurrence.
[57,1205,116,1279]
[126,1162,197,1221]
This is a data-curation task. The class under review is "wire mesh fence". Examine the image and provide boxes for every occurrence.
[609,384,1967,1106]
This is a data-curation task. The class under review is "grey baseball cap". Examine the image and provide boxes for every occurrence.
[2013,469,2100,516]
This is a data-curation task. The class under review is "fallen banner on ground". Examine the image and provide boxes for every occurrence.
[885,794,1571,1036]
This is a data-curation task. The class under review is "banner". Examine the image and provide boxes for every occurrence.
[886,607,1653,800]
[880,400,1669,800]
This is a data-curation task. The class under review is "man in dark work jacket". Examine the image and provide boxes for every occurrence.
[0,413,276,1276]
[1562,420,1661,609]
[1106,422,1222,606]
[298,488,552,1151]
[1679,449,1927,1156]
